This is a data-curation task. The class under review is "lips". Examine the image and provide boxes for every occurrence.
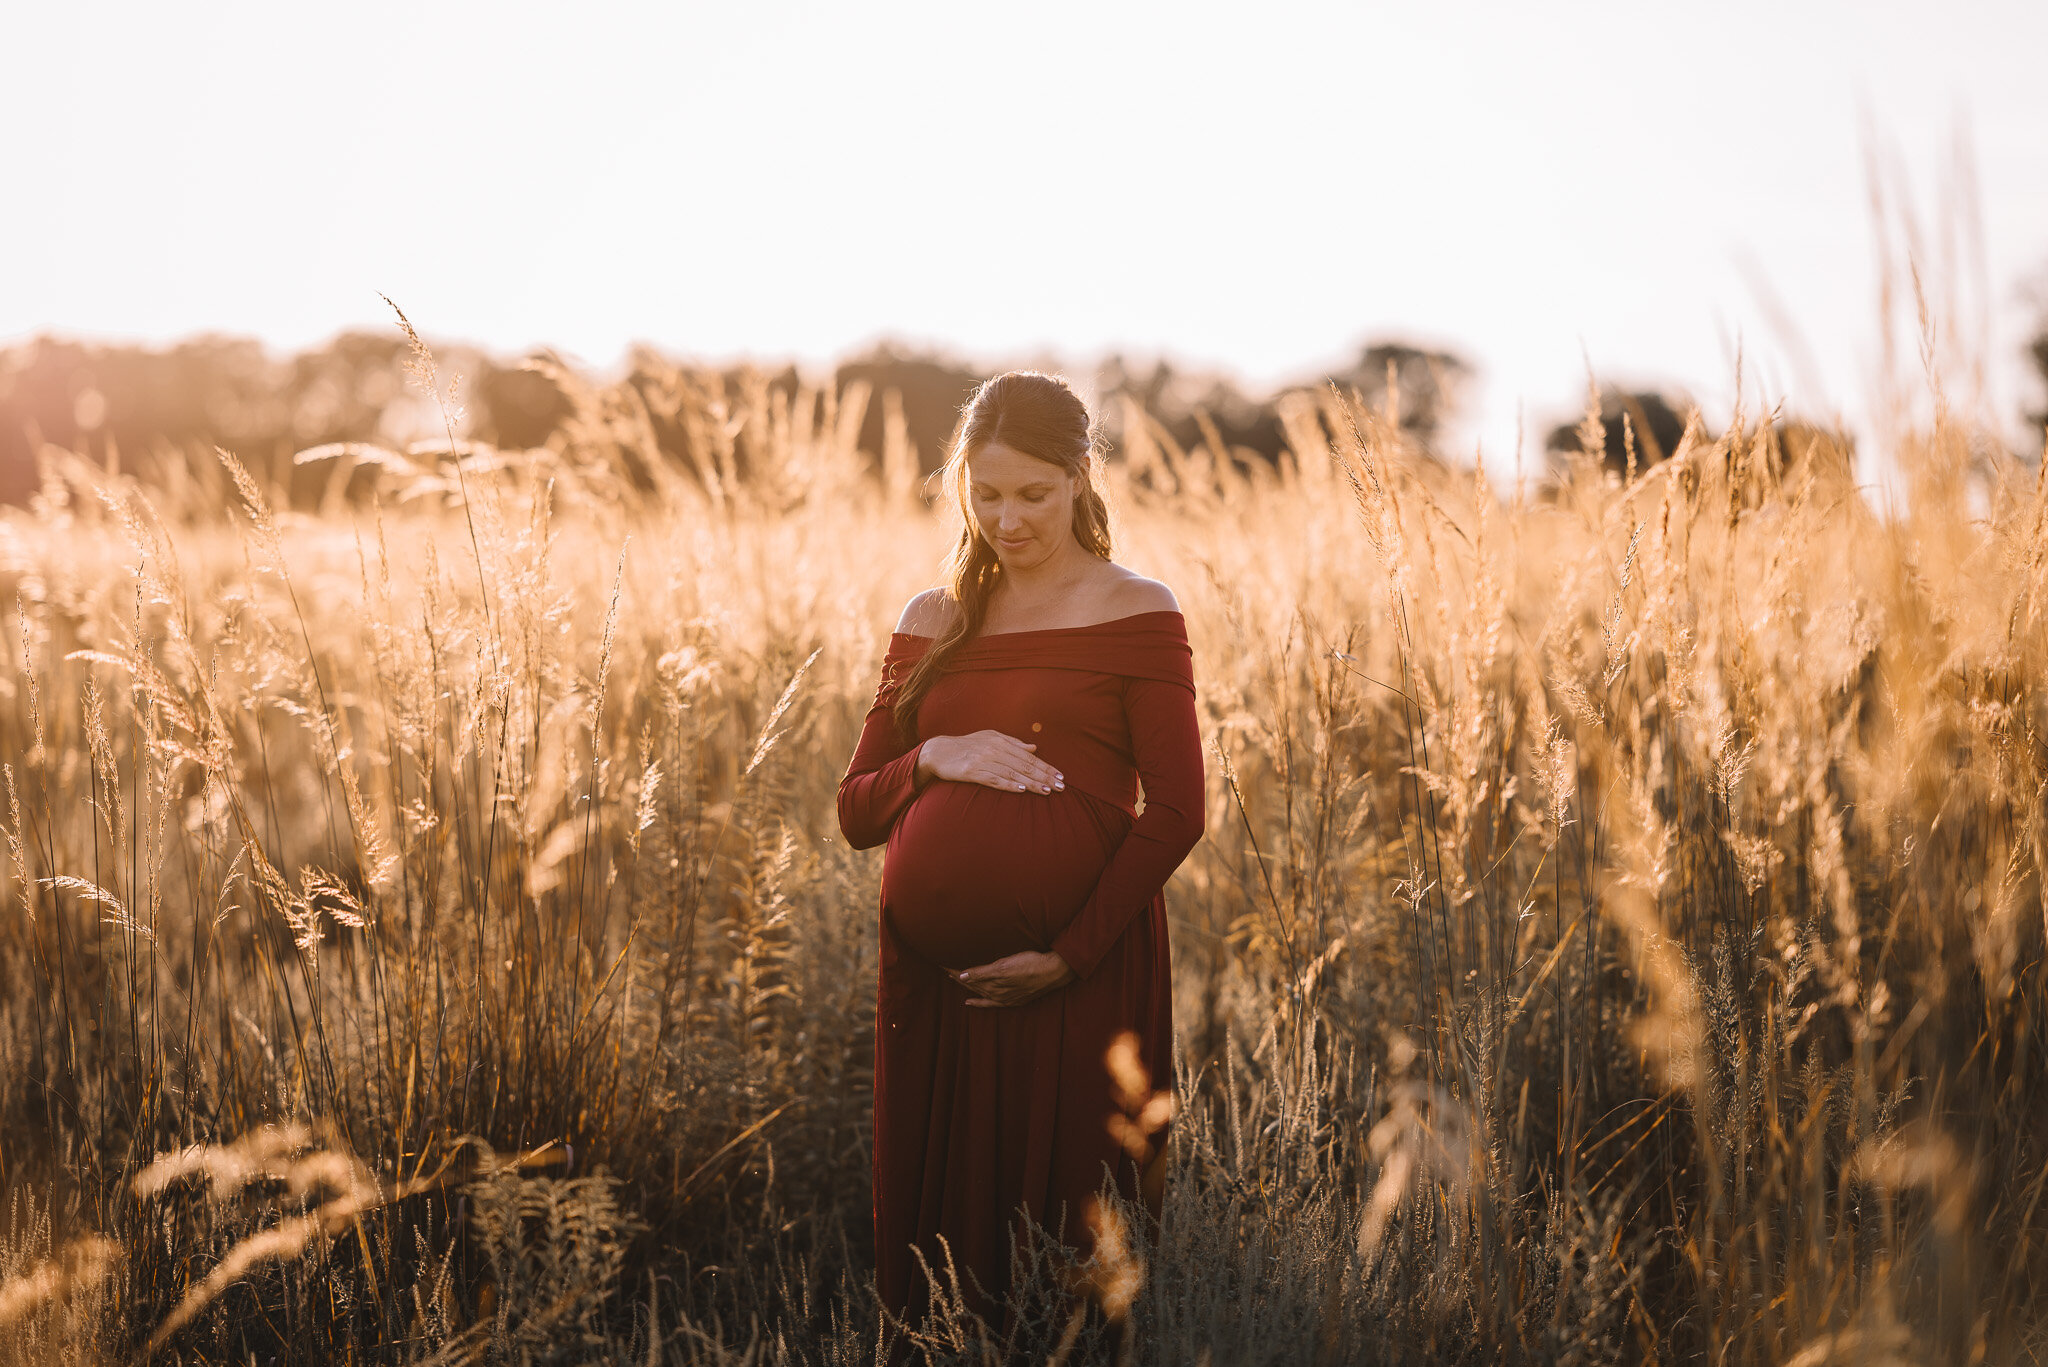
[997,536,1031,550]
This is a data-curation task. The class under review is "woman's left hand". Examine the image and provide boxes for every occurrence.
[951,950,1075,1008]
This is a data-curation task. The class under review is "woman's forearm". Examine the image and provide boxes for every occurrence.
[838,680,933,848]
[1048,678,1205,978]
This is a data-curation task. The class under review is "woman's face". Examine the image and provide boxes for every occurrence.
[967,441,1082,570]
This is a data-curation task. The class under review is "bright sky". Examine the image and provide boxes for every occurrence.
[6,0,2046,470]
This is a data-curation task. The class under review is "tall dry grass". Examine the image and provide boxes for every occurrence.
[0,313,2044,1365]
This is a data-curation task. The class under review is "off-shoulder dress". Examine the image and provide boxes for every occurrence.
[836,609,1206,1322]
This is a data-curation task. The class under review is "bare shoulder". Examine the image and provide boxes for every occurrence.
[1105,570,1181,618]
[895,588,959,637]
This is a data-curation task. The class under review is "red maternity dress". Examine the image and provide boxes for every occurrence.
[836,609,1205,1324]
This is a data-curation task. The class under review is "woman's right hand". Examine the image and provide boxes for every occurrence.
[916,731,1065,794]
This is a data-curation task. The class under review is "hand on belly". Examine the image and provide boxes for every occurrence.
[949,950,1076,1008]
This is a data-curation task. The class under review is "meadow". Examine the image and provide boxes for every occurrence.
[0,320,2044,1365]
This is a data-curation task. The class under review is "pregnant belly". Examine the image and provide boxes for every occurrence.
[883,782,1132,969]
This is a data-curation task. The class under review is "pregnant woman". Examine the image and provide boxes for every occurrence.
[837,371,1206,1330]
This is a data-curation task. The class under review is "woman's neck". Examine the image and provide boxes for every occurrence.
[995,540,1099,608]
[991,541,1105,618]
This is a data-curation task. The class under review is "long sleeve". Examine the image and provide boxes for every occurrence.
[837,651,928,850]
[1050,673,1206,979]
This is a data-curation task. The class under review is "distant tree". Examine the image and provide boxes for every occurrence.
[1320,342,1471,451]
[619,349,803,490]
[1545,388,1692,478]
[274,331,415,447]
[2,335,261,503]
[0,330,1486,508]
[1095,356,1287,466]
[2027,320,2048,440]
[471,355,576,450]
[834,345,985,477]
[1092,341,1473,476]
[0,333,431,506]
[1769,420,1855,490]
[1542,388,1855,503]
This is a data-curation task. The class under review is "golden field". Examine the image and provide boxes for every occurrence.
[0,328,2044,1365]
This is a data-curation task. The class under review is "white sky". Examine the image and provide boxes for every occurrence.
[5,0,2046,470]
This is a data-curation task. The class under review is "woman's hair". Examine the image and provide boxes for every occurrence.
[891,370,1113,740]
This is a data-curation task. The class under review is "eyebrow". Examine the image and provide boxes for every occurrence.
[972,480,1055,492]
